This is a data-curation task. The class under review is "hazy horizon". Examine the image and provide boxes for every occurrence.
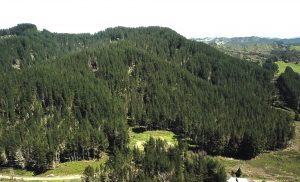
[1,0,299,39]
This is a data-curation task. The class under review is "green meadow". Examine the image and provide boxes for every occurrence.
[275,61,300,76]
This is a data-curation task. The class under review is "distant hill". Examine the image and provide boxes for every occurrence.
[194,36,300,63]
[194,36,278,46]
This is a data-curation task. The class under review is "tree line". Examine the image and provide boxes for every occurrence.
[83,138,226,182]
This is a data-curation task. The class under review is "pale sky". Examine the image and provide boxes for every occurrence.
[0,0,299,38]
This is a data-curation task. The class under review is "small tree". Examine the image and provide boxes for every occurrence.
[83,165,94,182]
[235,167,242,177]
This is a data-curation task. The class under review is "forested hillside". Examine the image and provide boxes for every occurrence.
[0,24,294,174]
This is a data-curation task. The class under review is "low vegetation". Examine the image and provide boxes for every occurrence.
[290,46,300,51]
[40,154,108,176]
[129,129,178,149]
[0,168,34,177]
[0,154,107,178]
[275,61,300,76]
[216,121,300,181]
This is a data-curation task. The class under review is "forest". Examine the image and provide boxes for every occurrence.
[82,138,226,182]
[0,24,295,178]
[277,67,300,115]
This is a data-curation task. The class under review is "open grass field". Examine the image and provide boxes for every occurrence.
[216,121,300,182]
[40,153,108,177]
[290,46,300,51]
[0,168,34,177]
[0,154,108,180]
[129,129,178,150]
[275,61,300,76]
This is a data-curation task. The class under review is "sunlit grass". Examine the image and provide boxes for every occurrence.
[129,129,178,150]
[0,168,34,177]
[290,46,300,51]
[0,154,108,180]
[40,154,108,176]
[275,61,300,76]
[216,122,300,181]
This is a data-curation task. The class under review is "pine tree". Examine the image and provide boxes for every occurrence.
[235,167,242,177]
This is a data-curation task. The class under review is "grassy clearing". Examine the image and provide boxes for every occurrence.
[275,61,300,76]
[0,168,34,177]
[216,121,300,182]
[0,154,108,180]
[290,46,300,51]
[40,154,108,176]
[129,129,178,150]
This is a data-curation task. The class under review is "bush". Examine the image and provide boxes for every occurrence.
[235,167,242,177]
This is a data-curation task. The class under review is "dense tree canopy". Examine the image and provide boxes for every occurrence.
[0,24,294,172]
[92,138,227,182]
[277,67,300,112]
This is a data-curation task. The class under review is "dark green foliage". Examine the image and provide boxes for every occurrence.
[277,67,300,112]
[235,167,242,177]
[271,49,300,62]
[0,23,37,36]
[238,132,261,159]
[100,138,227,182]
[0,25,294,173]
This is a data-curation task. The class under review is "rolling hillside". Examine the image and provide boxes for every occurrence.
[0,24,294,180]
[195,36,300,63]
